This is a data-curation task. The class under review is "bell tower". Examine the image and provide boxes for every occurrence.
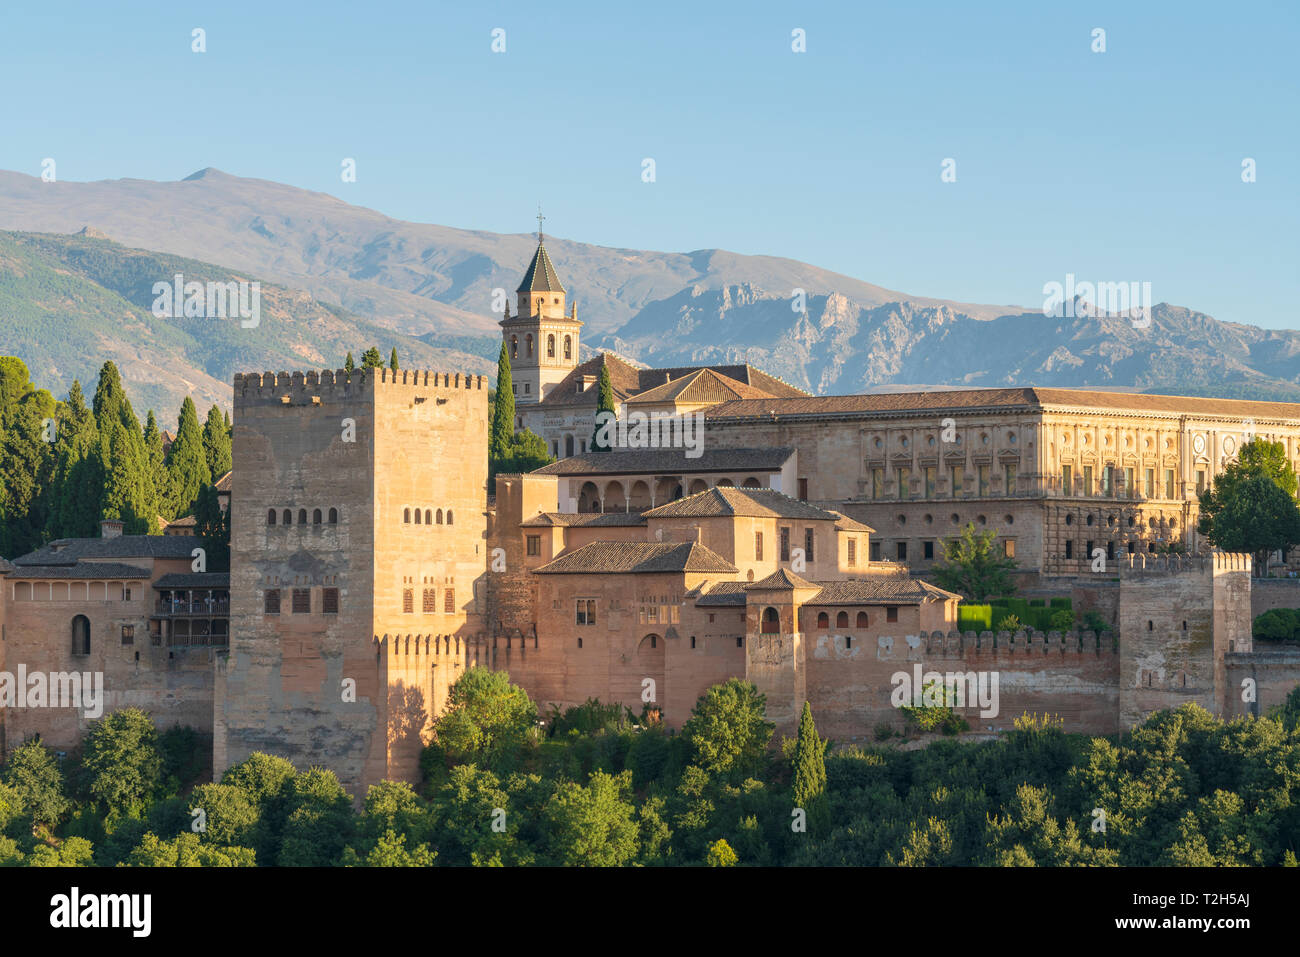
[501,211,582,405]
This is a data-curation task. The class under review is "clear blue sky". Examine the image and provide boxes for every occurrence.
[1,0,1296,327]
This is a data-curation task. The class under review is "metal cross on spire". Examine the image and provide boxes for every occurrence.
[536,205,545,243]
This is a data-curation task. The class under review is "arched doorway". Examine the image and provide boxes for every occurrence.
[578,481,601,513]
[761,607,780,634]
[71,615,91,655]
[636,633,666,717]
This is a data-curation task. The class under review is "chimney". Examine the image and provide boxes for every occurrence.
[100,519,124,539]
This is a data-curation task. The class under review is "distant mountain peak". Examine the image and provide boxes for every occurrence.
[182,167,228,182]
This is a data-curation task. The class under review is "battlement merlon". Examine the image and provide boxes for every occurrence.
[1117,550,1252,579]
[233,369,489,405]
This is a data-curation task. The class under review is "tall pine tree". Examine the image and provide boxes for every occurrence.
[48,380,102,539]
[344,352,355,374]
[166,397,212,519]
[589,361,616,453]
[90,361,158,535]
[389,348,399,372]
[202,404,232,481]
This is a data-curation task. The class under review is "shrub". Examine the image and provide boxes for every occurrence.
[995,614,1023,632]
[1049,597,1073,609]
[1253,608,1300,642]
[957,604,993,631]
[1048,609,1075,631]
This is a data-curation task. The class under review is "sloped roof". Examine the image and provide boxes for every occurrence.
[644,486,833,521]
[516,242,566,294]
[626,368,775,406]
[13,536,199,566]
[533,446,794,476]
[520,512,648,528]
[533,541,738,575]
[7,562,151,580]
[803,578,961,605]
[745,568,819,591]
[827,510,874,533]
[0,557,14,574]
[214,471,233,492]
[696,580,749,606]
[704,386,1300,422]
[639,364,808,398]
[153,572,231,589]
[165,515,197,528]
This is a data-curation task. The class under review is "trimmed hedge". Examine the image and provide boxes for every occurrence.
[957,605,993,632]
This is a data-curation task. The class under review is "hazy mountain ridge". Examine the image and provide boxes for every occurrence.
[1,167,1297,402]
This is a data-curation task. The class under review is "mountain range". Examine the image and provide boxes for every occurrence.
[1,166,1298,411]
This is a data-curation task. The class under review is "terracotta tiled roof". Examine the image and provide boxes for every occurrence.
[803,578,961,605]
[165,515,197,528]
[520,511,648,528]
[533,541,738,574]
[627,368,776,406]
[745,568,819,590]
[0,557,14,574]
[534,354,808,410]
[214,471,233,492]
[153,572,231,589]
[533,446,794,476]
[516,241,565,294]
[14,536,200,566]
[639,364,808,398]
[705,387,1300,422]
[827,510,874,533]
[7,562,152,580]
[644,486,834,521]
[696,580,749,606]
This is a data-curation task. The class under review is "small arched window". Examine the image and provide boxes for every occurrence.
[856,611,868,628]
[563,336,572,359]
[312,509,322,524]
[547,334,555,358]
[403,508,411,523]
[525,334,533,357]
[71,615,91,655]
[816,612,829,629]
[267,509,277,525]
[510,335,518,358]
[446,510,453,525]
[424,509,432,525]
[761,607,780,634]
[436,509,443,525]
[298,509,307,525]
[282,509,291,525]
[328,508,338,524]
[836,611,849,628]
[415,509,422,525]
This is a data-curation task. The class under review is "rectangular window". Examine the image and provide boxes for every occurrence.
[1065,540,1074,559]
[950,466,964,497]
[872,468,885,500]
[125,588,131,602]
[870,541,881,562]
[1004,464,1017,494]
[755,531,763,561]
[804,528,815,562]
[526,535,541,556]
[1101,465,1113,495]
[1086,540,1094,560]
[1165,469,1175,499]
[402,589,413,614]
[1083,465,1094,497]
[925,467,936,498]
[897,467,910,500]
[323,588,339,614]
[121,625,134,646]
[264,589,280,615]
[1144,468,1154,498]
[423,588,436,613]
[896,541,907,561]
[779,527,790,562]
[1061,464,1072,495]
[847,538,856,567]
[576,599,596,626]
[1126,467,1136,499]
[1196,470,1207,493]
[1106,541,1116,561]
[923,540,934,560]
[798,478,809,501]
[1004,539,1015,558]
[886,606,898,623]
[444,589,455,614]
[978,465,990,497]
[293,588,311,614]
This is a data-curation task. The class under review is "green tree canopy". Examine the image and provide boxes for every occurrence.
[682,679,774,781]
[929,522,1019,600]
[202,404,231,481]
[166,396,212,519]
[1199,474,1300,576]
[77,708,164,818]
[361,347,384,370]
[589,362,616,453]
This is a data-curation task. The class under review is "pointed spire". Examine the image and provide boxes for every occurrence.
[516,237,566,294]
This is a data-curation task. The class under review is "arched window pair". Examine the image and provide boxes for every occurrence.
[268,508,339,525]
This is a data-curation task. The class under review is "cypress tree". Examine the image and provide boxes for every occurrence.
[489,342,515,478]
[361,347,383,370]
[48,381,103,539]
[167,397,212,519]
[90,361,159,533]
[389,348,399,372]
[791,701,827,808]
[202,404,232,481]
[223,409,231,431]
[0,358,56,554]
[344,352,355,374]
[193,484,230,572]
[589,361,616,453]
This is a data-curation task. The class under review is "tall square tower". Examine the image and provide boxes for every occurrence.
[214,368,490,797]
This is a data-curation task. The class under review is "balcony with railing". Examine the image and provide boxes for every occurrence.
[153,591,230,617]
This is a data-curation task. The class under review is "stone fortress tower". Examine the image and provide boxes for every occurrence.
[214,367,491,796]
[499,215,582,406]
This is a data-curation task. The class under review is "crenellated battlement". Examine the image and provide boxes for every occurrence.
[233,368,488,405]
[899,628,1116,658]
[1117,550,1252,578]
